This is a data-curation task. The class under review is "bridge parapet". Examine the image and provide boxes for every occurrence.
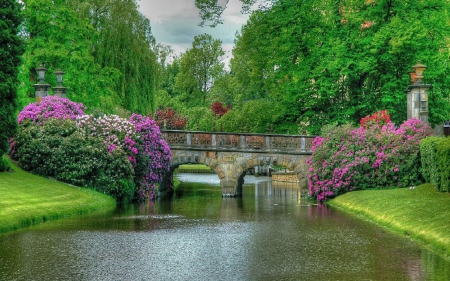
[161,130,315,154]
[159,130,317,197]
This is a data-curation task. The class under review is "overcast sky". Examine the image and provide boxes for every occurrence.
[138,0,255,68]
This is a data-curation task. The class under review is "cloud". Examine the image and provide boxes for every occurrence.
[138,0,260,69]
[139,0,249,49]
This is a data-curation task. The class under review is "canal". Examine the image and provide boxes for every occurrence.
[1,174,449,280]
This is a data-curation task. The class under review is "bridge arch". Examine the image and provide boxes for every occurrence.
[158,130,315,197]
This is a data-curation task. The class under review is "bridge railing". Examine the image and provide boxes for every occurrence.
[160,130,317,154]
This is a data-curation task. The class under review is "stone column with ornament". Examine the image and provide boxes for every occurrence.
[33,63,51,102]
[406,62,432,124]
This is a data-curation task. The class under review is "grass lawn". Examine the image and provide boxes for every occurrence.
[0,157,116,233]
[328,183,450,257]
[177,164,212,171]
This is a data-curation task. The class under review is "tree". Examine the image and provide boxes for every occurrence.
[0,0,24,171]
[195,0,264,27]
[93,0,158,115]
[229,0,450,134]
[19,0,158,115]
[19,0,120,112]
[174,34,225,107]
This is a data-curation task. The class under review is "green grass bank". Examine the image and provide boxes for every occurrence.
[328,183,450,257]
[177,164,214,173]
[0,157,116,233]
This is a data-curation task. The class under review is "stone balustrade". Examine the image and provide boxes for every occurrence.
[161,130,315,154]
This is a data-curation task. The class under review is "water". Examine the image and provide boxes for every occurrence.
[1,174,450,280]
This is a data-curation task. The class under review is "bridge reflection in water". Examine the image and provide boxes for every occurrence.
[160,130,316,197]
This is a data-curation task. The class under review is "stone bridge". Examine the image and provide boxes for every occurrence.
[159,130,316,197]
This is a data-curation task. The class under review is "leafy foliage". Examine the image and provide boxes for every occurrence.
[18,96,85,124]
[420,136,446,191]
[174,34,225,107]
[19,0,157,115]
[13,97,171,202]
[0,0,24,171]
[211,101,229,117]
[14,118,135,202]
[226,0,450,134]
[153,107,187,130]
[308,112,433,201]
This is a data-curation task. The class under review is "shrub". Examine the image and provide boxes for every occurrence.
[437,139,450,192]
[130,113,171,200]
[14,118,135,202]
[153,107,187,130]
[420,136,443,189]
[308,112,432,201]
[0,157,9,172]
[13,98,172,202]
[18,96,85,124]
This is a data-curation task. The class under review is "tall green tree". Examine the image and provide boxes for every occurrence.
[230,0,450,134]
[0,0,24,170]
[19,0,120,111]
[19,0,157,115]
[92,0,158,115]
[174,33,225,107]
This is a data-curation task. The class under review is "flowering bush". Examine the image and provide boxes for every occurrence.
[308,112,432,202]
[12,97,172,202]
[130,113,171,200]
[359,110,390,129]
[18,96,85,124]
[13,118,135,202]
[76,114,138,164]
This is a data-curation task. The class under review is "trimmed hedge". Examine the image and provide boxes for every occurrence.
[420,136,450,192]
[14,118,135,202]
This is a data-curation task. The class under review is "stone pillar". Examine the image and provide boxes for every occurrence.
[52,69,67,98]
[406,62,431,124]
[33,63,51,102]
[216,155,248,197]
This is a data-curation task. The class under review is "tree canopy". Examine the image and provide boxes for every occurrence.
[222,0,450,134]
[174,33,225,107]
[0,0,24,170]
[18,0,158,115]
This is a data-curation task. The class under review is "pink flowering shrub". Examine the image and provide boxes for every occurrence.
[18,96,85,124]
[130,113,172,200]
[307,113,432,202]
[13,97,172,202]
[76,114,139,165]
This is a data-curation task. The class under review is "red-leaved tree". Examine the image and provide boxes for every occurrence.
[211,101,230,117]
[153,107,187,130]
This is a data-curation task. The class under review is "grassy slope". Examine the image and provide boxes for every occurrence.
[177,164,212,171]
[328,184,450,256]
[0,158,116,233]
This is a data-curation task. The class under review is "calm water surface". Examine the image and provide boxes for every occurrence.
[1,174,450,281]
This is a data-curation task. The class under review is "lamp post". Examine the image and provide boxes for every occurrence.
[406,61,431,124]
[33,63,51,102]
[52,69,67,98]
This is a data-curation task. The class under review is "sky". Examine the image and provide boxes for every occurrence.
[137,0,255,68]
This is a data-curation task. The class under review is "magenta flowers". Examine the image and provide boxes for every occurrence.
[14,96,171,202]
[307,111,433,202]
[18,96,85,124]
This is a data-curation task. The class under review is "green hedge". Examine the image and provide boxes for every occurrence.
[14,119,135,202]
[438,139,450,192]
[420,136,450,192]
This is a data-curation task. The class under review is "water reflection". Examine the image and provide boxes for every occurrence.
[0,174,449,280]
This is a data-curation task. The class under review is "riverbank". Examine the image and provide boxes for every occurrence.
[0,157,116,233]
[328,183,450,257]
[176,164,214,174]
